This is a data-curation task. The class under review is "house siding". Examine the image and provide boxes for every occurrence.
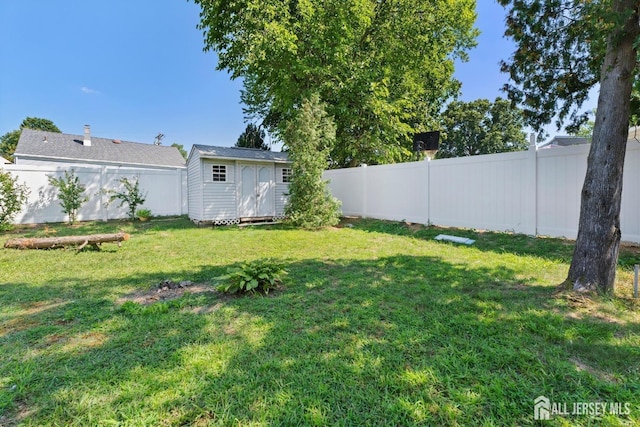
[15,157,183,170]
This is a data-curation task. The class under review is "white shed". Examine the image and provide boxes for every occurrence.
[187,145,292,225]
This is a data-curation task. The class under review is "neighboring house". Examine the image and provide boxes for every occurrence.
[538,128,640,149]
[10,125,187,224]
[14,126,186,169]
[537,135,590,149]
[187,145,291,225]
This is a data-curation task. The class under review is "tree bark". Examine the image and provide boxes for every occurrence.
[567,1,639,293]
[4,232,129,250]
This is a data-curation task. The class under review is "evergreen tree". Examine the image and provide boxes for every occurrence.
[236,123,269,150]
[284,94,341,229]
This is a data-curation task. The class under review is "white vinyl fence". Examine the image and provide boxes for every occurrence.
[2,164,187,224]
[325,142,640,243]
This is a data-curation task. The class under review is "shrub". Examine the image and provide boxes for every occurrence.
[0,170,30,230]
[136,208,152,220]
[215,259,287,295]
[107,177,146,220]
[48,169,89,224]
[283,94,341,229]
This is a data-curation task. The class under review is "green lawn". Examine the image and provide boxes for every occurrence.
[1,217,638,426]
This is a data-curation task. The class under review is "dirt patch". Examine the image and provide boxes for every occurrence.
[620,242,640,256]
[404,222,427,232]
[0,400,33,427]
[117,279,217,306]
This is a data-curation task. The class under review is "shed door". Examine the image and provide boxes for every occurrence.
[239,164,274,218]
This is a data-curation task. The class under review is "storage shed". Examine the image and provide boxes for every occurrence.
[187,145,292,225]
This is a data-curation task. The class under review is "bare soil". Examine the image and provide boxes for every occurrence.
[117,279,217,305]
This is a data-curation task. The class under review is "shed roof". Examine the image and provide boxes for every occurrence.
[15,129,186,168]
[191,144,290,163]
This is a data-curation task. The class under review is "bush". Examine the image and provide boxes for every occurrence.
[107,177,146,220]
[0,170,29,230]
[136,208,152,220]
[48,169,89,224]
[215,259,287,295]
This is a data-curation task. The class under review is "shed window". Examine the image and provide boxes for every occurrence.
[212,165,227,182]
[282,168,292,183]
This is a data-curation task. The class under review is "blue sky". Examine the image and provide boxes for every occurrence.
[0,1,596,152]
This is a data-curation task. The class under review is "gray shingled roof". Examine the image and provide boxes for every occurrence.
[538,136,590,149]
[15,129,186,168]
[191,144,289,163]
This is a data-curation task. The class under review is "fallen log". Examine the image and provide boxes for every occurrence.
[4,232,130,250]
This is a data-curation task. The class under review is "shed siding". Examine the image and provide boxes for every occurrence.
[202,183,237,219]
[275,185,288,215]
[201,160,237,220]
[187,152,203,221]
[187,151,291,223]
[275,165,291,215]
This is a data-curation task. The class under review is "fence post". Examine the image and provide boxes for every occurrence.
[426,156,431,226]
[361,164,367,218]
[528,134,538,236]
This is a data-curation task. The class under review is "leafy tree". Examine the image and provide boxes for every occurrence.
[193,0,478,167]
[0,117,61,160]
[630,78,640,127]
[235,123,269,150]
[0,130,21,161]
[284,94,341,229]
[20,117,61,133]
[571,109,596,140]
[171,143,188,160]
[499,0,640,293]
[0,170,30,230]
[107,177,147,221]
[48,170,89,225]
[437,98,527,158]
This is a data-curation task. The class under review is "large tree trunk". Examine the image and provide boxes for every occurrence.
[567,2,639,293]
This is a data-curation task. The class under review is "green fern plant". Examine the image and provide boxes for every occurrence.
[215,259,287,295]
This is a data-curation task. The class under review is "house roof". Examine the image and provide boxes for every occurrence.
[15,129,186,168]
[538,136,590,149]
[190,144,290,163]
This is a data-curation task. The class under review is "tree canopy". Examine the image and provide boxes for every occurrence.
[499,0,640,293]
[171,143,188,160]
[498,1,640,134]
[235,123,269,150]
[0,117,61,160]
[192,0,478,167]
[437,98,527,158]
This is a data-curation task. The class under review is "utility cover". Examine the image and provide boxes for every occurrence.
[434,234,475,245]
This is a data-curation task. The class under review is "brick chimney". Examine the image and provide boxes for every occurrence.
[83,125,91,146]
